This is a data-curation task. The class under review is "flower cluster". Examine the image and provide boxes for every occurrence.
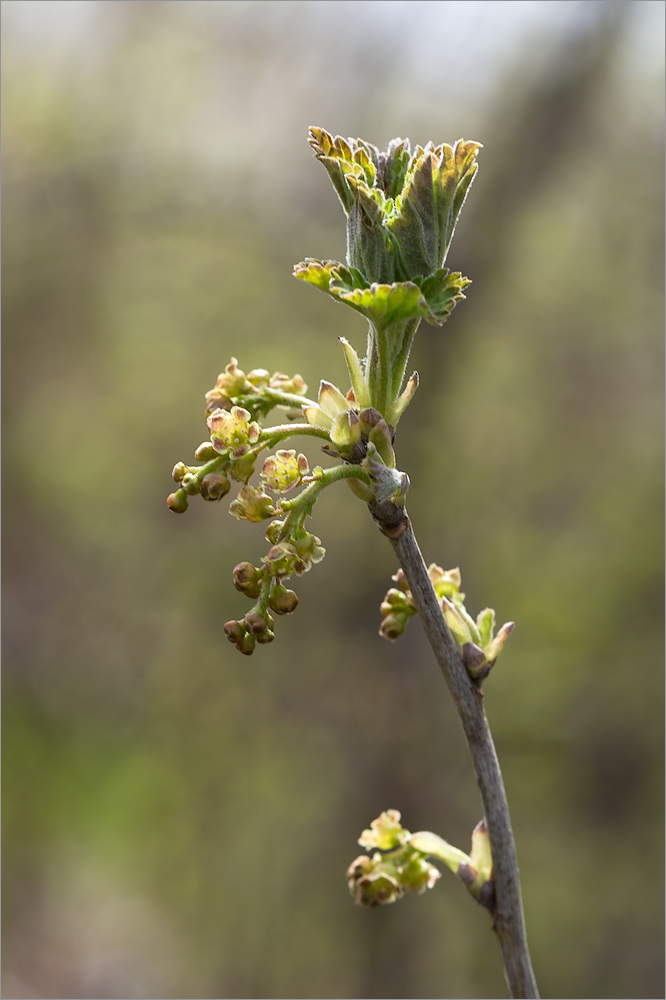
[222,520,325,655]
[204,357,308,419]
[347,810,495,911]
[379,565,514,682]
[346,811,441,908]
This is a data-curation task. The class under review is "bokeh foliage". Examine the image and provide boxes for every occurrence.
[2,2,664,998]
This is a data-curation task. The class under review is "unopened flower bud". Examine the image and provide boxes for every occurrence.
[181,472,201,496]
[428,564,462,599]
[244,611,274,636]
[172,462,187,482]
[269,584,299,615]
[400,856,441,895]
[380,588,410,616]
[166,489,189,513]
[200,473,231,501]
[224,620,245,644]
[233,563,264,598]
[462,642,488,679]
[379,613,406,641]
[391,568,410,593]
[239,632,256,655]
[247,368,271,387]
[269,371,308,395]
[195,441,217,462]
[265,520,285,544]
[223,619,256,656]
[255,629,275,644]
[228,448,257,483]
[205,358,248,410]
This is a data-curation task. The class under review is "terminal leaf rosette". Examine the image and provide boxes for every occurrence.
[307,128,481,283]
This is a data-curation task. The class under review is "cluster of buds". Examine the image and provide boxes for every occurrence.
[167,440,233,513]
[204,357,308,419]
[303,382,409,505]
[223,512,325,655]
[224,562,299,656]
[347,810,495,912]
[346,810,441,907]
[379,565,514,682]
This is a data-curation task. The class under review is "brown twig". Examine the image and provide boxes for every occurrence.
[369,500,539,1000]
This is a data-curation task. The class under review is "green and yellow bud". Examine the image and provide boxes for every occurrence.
[205,358,250,412]
[227,448,257,483]
[194,441,217,462]
[269,371,308,396]
[181,472,201,496]
[166,489,189,513]
[172,462,187,482]
[304,379,350,431]
[358,809,408,851]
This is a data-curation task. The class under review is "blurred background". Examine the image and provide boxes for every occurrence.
[2,2,664,998]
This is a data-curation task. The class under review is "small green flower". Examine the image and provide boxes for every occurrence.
[261,450,309,492]
[205,358,250,413]
[263,542,299,578]
[207,406,261,453]
[290,529,326,574]
[346,854,402,907]
[229,485,276,522]
[358,809,408,851]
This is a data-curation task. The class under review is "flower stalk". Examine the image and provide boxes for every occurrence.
[165,126,539,999]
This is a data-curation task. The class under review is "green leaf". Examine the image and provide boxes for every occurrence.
[294,258,433,329]
[387,139,481,277]
[476,607,496,648]
[418,268,472,325]
[408,831,472,875]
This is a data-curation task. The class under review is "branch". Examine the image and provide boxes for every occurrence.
[368,500,539,1000]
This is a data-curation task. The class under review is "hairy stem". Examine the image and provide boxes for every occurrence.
[369,501,539,1000]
